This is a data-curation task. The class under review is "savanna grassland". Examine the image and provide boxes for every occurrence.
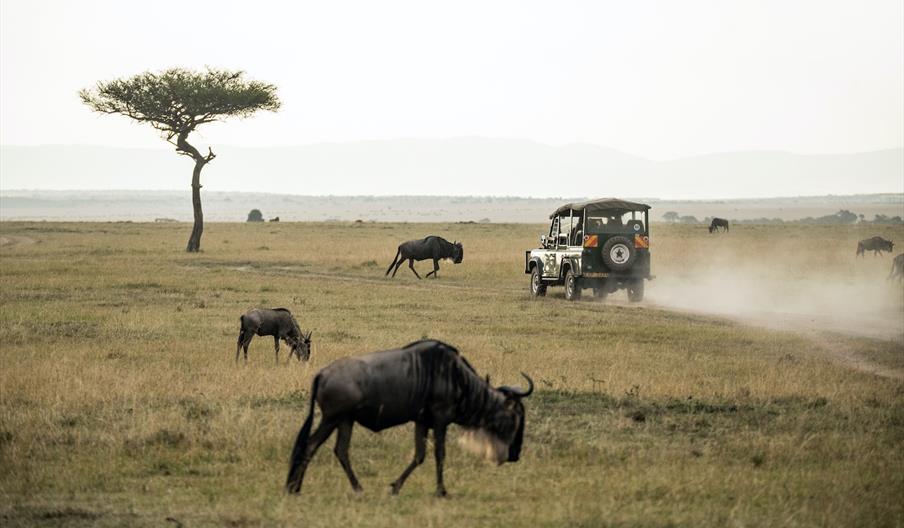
[1,220,903,527]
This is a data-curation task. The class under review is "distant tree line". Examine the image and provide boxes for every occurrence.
[661,209,903,226]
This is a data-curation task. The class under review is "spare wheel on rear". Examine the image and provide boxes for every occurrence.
[601,236,636,271]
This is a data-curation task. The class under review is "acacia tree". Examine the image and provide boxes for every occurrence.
[80,68,280,251]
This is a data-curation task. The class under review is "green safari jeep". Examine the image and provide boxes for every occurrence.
[524,198,652,301]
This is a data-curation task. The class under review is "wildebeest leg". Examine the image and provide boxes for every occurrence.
[240,334,254,364]
[425,259,439,279]
[287,416,341,494]
[390,423,427,495]
[392,259,405,278]
[273,336,281,364]
[235,332,244,364]
[408,259,422,279]
[433,424,448,497]
[334,420,363,493]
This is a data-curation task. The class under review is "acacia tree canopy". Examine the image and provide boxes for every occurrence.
[79,67,280,146]
[80,68,280,251]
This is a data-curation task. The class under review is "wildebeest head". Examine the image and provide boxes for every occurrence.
[463,373,533,464]
[708,225,714,233]
[452,241,464,264]
[289,331,312,361]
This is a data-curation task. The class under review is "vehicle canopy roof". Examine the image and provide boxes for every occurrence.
[550,198,651,219]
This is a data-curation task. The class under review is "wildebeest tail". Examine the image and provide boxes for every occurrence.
[385,248,401,276]
[285,373,321,493]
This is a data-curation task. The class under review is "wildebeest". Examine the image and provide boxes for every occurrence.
[708,217,729,233]
[269,216,280,222]
[285,339,533,497]
[385,236,463,279]
[856,236,894,257]
[236,308,311,364]
[889,253,904,281]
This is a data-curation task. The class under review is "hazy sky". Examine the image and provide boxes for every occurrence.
[1,0,902,161]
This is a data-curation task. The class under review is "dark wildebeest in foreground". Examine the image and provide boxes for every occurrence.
[285,339,533,497]
[889,253,904,281]
[856,236,894,257]
[236,308,312,364]
[708,217,729,233]
[385,236,463,279]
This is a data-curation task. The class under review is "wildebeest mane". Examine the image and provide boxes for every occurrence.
[400,339,495,427]
[272,307,301,330]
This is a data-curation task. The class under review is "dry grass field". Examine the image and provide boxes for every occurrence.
[1,220,903,527]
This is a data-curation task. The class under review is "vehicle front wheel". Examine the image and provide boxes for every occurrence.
[627,279,644,302]
[530,267,547,297]
[564,269,581,301]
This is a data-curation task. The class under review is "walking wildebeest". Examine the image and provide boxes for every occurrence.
[708,218,729,233]
[889,253,904,281]
[385,236,463,279]
[856,236,894,257]
[285,339,533,497]
[236,308,311,364]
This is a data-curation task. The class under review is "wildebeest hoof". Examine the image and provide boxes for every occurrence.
[435,489,448,498]
[389,483,401,495]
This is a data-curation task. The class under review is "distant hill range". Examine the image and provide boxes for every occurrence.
[1,139,901,199]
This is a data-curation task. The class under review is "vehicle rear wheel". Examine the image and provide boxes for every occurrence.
[530,267,547,297]
[627,279,644,302]
[601,236,636,271]
[564,269,581,301]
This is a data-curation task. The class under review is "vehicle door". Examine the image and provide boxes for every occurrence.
[542,216,561,278]
[552,213,579,277]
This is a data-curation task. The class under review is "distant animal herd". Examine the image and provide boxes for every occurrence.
[229,224,901,497]
[708,220,901,281]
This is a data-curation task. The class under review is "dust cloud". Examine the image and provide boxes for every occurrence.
[645,246,904,343]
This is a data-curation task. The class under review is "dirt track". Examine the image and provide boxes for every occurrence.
[649,304,904,380]
[0,235,36,249]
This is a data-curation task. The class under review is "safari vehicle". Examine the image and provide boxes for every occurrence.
[524,198,651,301]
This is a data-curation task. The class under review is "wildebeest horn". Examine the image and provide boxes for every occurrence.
[498,372,534,398]
[519,372,534,397]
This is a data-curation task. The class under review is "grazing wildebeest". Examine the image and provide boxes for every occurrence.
[889,253,904,281]
[285,339,533,497]
[269,216,280,222]
[385,236,463,279]
[236,308,311,364]
[856,236,894,257]
[708,217,729,233]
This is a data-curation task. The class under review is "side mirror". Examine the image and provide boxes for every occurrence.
[540,234,547,247]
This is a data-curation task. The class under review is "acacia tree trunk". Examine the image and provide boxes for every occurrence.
[176,132,215,253]
[186,160,205,252]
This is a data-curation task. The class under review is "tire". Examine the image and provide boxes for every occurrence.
[601,236,636,271]
[627,279,644,302]
[564,269,581,301]
[530,266,547,297]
